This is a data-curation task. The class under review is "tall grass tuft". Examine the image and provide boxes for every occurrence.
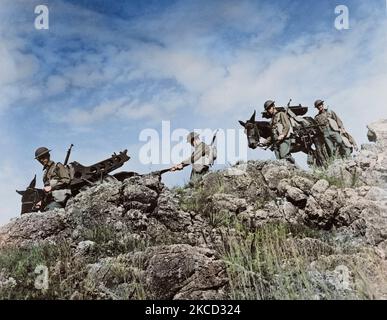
[221,222,377,300]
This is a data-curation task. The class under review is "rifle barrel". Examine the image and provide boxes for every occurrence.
[64,144,74,166]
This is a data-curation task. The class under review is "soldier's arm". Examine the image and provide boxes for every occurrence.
[52,163,71,190]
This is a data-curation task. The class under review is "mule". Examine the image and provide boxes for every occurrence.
[16,175,46,215]
[239,110,329,167]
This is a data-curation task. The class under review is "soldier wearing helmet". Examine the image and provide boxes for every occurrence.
[263,100,295,164]
[314,100,356,158]
[171,132,213,185]
[34,147,71,211]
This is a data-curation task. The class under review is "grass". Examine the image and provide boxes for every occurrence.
[176,171,274,228]
[80,223,149,257]
[313,168,361,189]
[0,223,150,300]
[0,242,76,299]
[312,155,362,189]
[220,222,377,300]
[176,172,233,227]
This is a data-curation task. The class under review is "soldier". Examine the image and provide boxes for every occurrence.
[34,147,71,211]
[171,132,214,185]
[263,100,295,164]
[314,100,356,158]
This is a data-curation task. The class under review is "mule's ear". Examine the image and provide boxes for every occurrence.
[239,120,246,127]
[250,111,256,122]
[28,175,36,189]
[16,190,25,196]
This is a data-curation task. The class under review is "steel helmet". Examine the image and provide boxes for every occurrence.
[34,147,51,159]
[186,132,200,143]
[314,100,324,108]
[264,100,275,111]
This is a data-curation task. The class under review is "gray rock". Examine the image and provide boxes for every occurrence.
[75,240,96,257]
[144,244,227,300]
[311,180,329,197]
[0,210,69,248]
[210,193,247,214]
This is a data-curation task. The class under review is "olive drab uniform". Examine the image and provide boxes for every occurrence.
[269,111,295,163]
[182,142,212,185]
[314,109,353,158]
[43,161,71,210]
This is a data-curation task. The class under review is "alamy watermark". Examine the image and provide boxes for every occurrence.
[335,5,350,30]
[334,2,387,31]
[34,264,49,291]
[32,4,387,33]
[34,5,49,30]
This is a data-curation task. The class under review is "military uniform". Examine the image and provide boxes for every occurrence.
[269,110,295,163]
[43,161,71,210]
[314,109,352,158]
[182,141,212,185]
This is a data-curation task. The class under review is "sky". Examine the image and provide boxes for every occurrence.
[1,0,387,225]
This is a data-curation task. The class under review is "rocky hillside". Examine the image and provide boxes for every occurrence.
[0,120,386,300]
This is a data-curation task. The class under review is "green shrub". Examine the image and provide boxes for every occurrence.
[221,222,375,300]
[0,242,75,299]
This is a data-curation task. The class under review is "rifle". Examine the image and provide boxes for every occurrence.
[149,165,189,176]
[155,167,176,175]
[64,144,74,166]
[211,129,219,146]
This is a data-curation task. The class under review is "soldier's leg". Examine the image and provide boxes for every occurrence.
[331,132,351,158]
[323,129,336,158]
[188,170,195,187]
[279,139,295,164]
[189,167,209,186]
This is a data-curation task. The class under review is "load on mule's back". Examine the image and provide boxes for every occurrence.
[16,146,131,214]
[239,99,330,167]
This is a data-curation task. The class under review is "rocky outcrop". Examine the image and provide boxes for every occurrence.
[1,120,387,300]
[83,244,227,300]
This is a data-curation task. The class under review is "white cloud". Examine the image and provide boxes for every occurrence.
[0,162,26,225]
[63,98,127,125]
[46,75,69,95]
[0,41,39,87]
[1,0,387,225]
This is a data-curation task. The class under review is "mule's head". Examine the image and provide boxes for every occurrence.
[239,111,261,149]
[16,175,44,215]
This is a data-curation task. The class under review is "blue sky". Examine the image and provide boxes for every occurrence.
[1,0,387,224]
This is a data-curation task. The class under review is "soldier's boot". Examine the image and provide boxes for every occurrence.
[285,155,296,164]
